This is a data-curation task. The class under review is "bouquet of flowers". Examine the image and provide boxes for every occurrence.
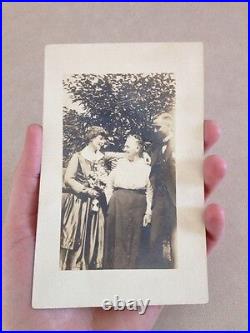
[87,162,109,212]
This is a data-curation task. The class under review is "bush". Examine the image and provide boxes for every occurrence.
[63,73,175,166]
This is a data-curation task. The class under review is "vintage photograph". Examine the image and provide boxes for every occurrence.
[60,73,177,270]
[32,43,207,308]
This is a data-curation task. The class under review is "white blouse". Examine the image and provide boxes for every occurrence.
[106,157,153,215]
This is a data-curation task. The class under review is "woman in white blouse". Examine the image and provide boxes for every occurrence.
[104,135,153,269]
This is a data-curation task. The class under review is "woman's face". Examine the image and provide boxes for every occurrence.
[91,135,106,151]
[123,136,140,160]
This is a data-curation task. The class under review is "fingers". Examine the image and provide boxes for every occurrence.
[7,124,42,229]
[204,120,226,198]
[204,154,227,199]
[203,120,226,253]
[204,120,221,152]
[204,203,225,253]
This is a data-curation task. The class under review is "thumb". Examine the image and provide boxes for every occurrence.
[7,124,42,234]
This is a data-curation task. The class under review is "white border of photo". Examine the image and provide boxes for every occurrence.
[32,43,207,308]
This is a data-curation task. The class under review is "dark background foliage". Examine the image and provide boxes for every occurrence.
[63,73,175,166]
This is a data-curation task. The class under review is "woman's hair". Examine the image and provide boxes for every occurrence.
[85,126,108,143]
[128,134,144,157]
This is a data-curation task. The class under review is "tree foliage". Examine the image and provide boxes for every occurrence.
[63,73,175,166]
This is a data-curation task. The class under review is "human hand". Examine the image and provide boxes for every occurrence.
[87,188,100,198]
[143,213,152,227]
[3,120,226,330]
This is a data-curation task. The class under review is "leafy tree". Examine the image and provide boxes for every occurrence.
[63,73,175,166]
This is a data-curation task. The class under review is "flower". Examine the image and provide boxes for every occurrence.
[87,162,109,212]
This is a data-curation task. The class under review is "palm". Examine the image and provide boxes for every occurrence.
[3,121,226,330]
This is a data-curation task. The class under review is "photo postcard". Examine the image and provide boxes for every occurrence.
[32,42,207,308]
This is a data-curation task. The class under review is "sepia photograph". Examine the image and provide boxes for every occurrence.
[32,43,208,308]
[3,3,246,330]
[60,73,177,270]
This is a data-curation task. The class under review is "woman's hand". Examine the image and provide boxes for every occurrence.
[143,213,152,227]
[87,188,100,198]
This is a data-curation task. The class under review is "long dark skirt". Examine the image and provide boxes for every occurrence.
[104,188,147,269]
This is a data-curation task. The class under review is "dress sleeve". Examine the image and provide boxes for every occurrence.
[145,178,153,216]
[64,154,88,194]
[105,168,116,203]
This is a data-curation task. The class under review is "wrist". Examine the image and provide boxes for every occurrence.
[80,187,88,194]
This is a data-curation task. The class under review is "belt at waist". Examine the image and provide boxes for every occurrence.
[114,187,146,195]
